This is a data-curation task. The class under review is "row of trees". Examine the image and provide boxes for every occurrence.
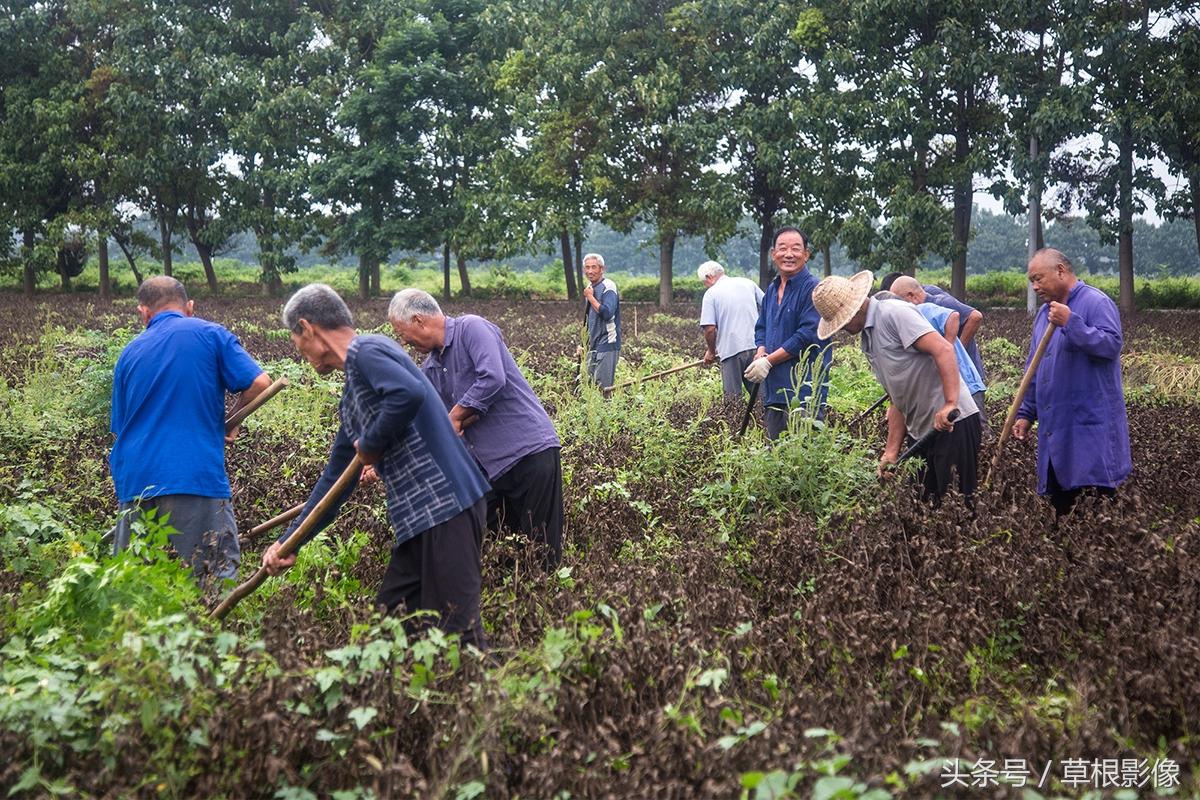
[3,0,1199,311]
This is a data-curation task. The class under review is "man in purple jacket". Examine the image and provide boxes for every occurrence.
[1012,248,1132,516]
[388,289,564,569]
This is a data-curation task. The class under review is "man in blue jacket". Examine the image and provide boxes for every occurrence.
[582,252,620,389]
[743,227,831,439]
[1013,249,1131,516]
[109,276,271,587]
[264,284,491,646]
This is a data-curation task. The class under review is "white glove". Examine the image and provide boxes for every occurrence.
[743,356,771,384]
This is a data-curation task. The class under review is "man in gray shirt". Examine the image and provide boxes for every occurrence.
[698,260,764,399]
[813,271,981,506]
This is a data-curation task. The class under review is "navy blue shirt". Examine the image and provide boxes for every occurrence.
[754,269,832,410]
[585,277,621,352]
[284,335,489,548]
[422,315,560,481]
[109,311,263,502]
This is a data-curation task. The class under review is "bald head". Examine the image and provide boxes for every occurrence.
[889,276,926,304]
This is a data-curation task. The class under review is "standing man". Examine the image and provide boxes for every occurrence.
[743,227,831,439]
[109,276,272,586]
[388,288,564,570]
[813,272,981,506]
[582,252,621,389]
[698,260,764,400]
[889,276,987,424]
[263,284,491,647]
[881,271,986,384]
[1012,248,1131,516]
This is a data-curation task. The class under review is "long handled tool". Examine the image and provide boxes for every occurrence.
[895,409,960,465]
[225,376,289,435]
[602,359,705,396]
[850,392,888,427]
[986,321,1058,486]
[738,382,761,438]
[248,503,305,539]
[211,454,362,621]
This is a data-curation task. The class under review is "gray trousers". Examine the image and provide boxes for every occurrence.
[719,350,755,400]
[587,348,619,389]
[113,494,241,587]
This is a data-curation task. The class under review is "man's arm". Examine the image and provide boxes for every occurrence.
[959,309,982,346]
[1056,296,1122,359]
[879,404,908,476]
[597,285,618,321]
[702,325,718,364]
[355,342,427,458]
[942,311,960,345]
[225,372,272,442]
[911,331,961,431]
[453,319,508,426]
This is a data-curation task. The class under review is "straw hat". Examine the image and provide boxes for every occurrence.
[814,270,874,339]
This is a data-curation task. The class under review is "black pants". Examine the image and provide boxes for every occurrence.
[376,498,486,648]
[486,446,564,570]
[1047,461,1117,517]
[915,413,982,507]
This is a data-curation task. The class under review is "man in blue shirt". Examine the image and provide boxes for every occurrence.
[109,276,271,586]
[743,227,832,439]
[387,288,564,570]
[881,271,986,383]
[264,284,491,647]
[582,253,620,389]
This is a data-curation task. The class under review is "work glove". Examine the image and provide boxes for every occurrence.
[743,356,771,384]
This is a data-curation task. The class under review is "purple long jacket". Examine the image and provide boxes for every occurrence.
[1016,281,1132,493]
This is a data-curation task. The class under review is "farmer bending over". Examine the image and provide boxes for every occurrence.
[1012,248,1131,516]
[388,288,564,570]
[881,271,986,395]
[109,276,272,586]
[264,284,490,647]
[814,271,981,506]
[697,260,764,400]
[744,227,831,439]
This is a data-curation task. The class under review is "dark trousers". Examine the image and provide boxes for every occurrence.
[486,446,564,570]
[915,413,982,506]
[376,498,486,648]
[1047,461,1117,517]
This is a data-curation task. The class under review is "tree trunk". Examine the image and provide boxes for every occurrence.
[370,259,381,296]
[58,252,72,291]
[950,93,972,301]
[442,242,451,300]
[1117,122,1135,316]
[358,253,371,300]
[197,244,218,293]
[573,230,584,296]
[658,228,676,307]
[22,229,36,297]
[822,243,832,277]
[116,238,144,285]
[561,228,578,300]
[1190,170,1200,260]
[758,219,774,289]
[159,215,173,277]
[456,251,471,296]
[1027,133,1040,314]
[98,233,111,300]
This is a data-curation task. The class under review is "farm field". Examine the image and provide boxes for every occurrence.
[1,293,1199,798]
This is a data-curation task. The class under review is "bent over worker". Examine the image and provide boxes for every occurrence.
[264,284,491,647]
[1013,248,1131,516]
[815,271,981,506]
[389,288,565,570]
[697,260,764,399]
[109,276,271,587]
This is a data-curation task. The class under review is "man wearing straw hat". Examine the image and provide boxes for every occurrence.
[743,227,831,439]
[1011,248,1130,516]
[263,284,491,647]
[813,271,982,504]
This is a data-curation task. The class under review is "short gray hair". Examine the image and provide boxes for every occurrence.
[697,260,724,281]
[582,252,605,268]
[282,284,354,332]
[137,276,188,310]
[388,288,443,324]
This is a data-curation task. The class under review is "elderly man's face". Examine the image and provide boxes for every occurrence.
[583,258,604,284]
[391,316,443,354]
[1027,255,1069,304]
[771,231,808,279]
[902,285,926,304]
[290,322,336,375]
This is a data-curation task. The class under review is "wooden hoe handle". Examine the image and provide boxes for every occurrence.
[225,376,289,435]
[603,359,706,395]
[987,322,1058,485]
